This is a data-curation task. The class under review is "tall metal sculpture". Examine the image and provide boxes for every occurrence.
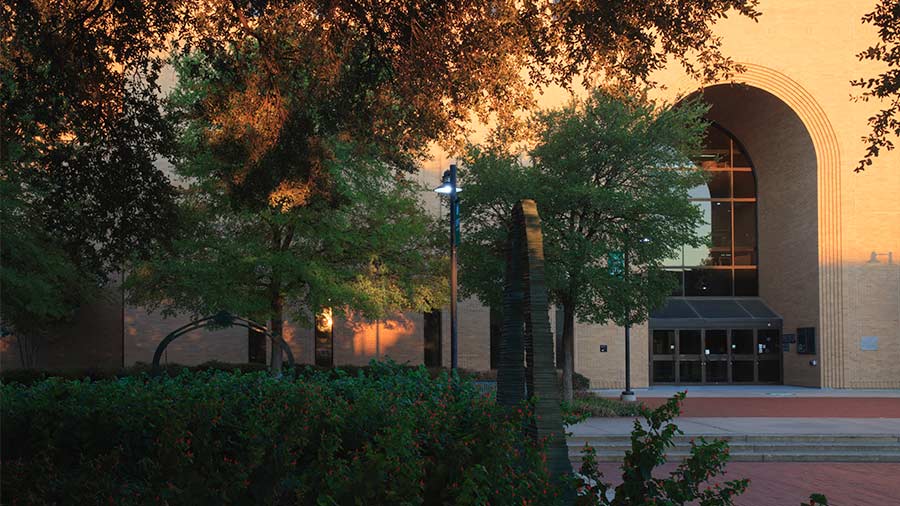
[151,311,294,374]
[496,200,573,485]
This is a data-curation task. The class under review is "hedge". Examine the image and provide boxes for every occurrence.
[1,362,564,505]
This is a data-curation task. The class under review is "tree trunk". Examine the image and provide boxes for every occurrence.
[562,302,575,403]
[269,294,285,375]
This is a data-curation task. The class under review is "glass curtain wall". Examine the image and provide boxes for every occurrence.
[665,124,758,296]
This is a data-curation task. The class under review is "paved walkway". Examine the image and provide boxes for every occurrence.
[591,386,900,417]
[592,385,900,398]
[573,417,900,505]
[569,417,900,437]
[589,462,900,506]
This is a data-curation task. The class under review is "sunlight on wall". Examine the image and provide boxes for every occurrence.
[345,314,417,359]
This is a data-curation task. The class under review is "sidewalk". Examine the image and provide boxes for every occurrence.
[592,385,900,398]
[569,417,900,503]
[569,417,900,438]
[590,386,900,417]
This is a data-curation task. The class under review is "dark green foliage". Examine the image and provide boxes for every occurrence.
[566,393,647,418]
[1,361,566,505]
[460,88,710,401]
[0,361,457,386]
[802,493,830,506]
[0,0,181,363]
[574,392,749,505]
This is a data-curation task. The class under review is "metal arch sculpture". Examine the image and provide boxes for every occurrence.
[151,311,294,374]
[496,200,573,485]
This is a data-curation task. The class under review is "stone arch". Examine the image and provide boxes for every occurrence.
[676,64,844,387]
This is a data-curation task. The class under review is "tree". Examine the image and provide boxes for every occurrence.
[127,52,446,370]
[128,0,758,368]
[0,178,92,367]
[0,0,182,358]
[852,0,900,171]
[459,88,708,400]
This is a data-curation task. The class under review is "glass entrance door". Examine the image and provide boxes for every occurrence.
[730,329,755,382]
[650,327,782,384]
[677,329,703,383]
[704,329,729,383]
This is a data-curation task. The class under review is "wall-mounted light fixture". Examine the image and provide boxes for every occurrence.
[867,251,894,265]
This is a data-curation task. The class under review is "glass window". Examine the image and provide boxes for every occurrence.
[734,269,758,296]
[710,202,732,265]
[704,125,732,154]
[731,329,755,355]
[677,123,758,296]
[653,361,676,383]
[707,171,731,198]
[684,268,732,296]
[679,361,702,382]
[665,269,684,296]
[679,330,702,355]
[731,148,752,168]
[733,171,756,198]
[653,330,676,355]
[733,202,757,265]
[705,329,728,354]
[664,246,684,269]
[707,360,728,382]
[689,183,712,200]
[797,327,816,354]
[683,202,711,267]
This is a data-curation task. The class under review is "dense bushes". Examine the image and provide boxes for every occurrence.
[1,362,562,505]
[567,393,646,418]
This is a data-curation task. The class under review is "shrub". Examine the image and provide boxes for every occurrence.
[567,393,646,418]
[1,361,563,505]
[574,392,749,506]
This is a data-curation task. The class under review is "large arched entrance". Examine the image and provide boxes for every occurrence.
[650,76,839,387]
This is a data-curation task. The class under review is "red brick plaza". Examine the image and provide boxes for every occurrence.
[640,396,900,418]
[584,389,900,505]
[592,461,900,506]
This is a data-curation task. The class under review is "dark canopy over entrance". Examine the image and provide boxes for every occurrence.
[650,297,782,329]
[650,297,783,385]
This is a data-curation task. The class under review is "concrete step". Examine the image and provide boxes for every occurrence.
[567,434,900,462]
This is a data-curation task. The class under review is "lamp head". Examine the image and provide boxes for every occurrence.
[433,169,462,194]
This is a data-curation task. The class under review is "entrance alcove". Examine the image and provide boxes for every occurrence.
[651,82,823,386]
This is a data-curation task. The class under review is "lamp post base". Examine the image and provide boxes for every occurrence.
[620,391,637,403]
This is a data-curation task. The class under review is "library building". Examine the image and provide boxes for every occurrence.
[2,0,898,390]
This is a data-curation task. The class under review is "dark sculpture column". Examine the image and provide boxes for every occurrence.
[496,199,573,486]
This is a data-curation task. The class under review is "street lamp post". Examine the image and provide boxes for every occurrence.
[621,238,636,402]
[434,164,461,370]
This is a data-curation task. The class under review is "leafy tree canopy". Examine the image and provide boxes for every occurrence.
[127,49,446,368]
[459,88,709,399]
[852,0,900,171]
[1,0,182,275]
[0,0,182,352]
[460,88,708,326]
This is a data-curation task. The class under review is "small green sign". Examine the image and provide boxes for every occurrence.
[608,251,625,277]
